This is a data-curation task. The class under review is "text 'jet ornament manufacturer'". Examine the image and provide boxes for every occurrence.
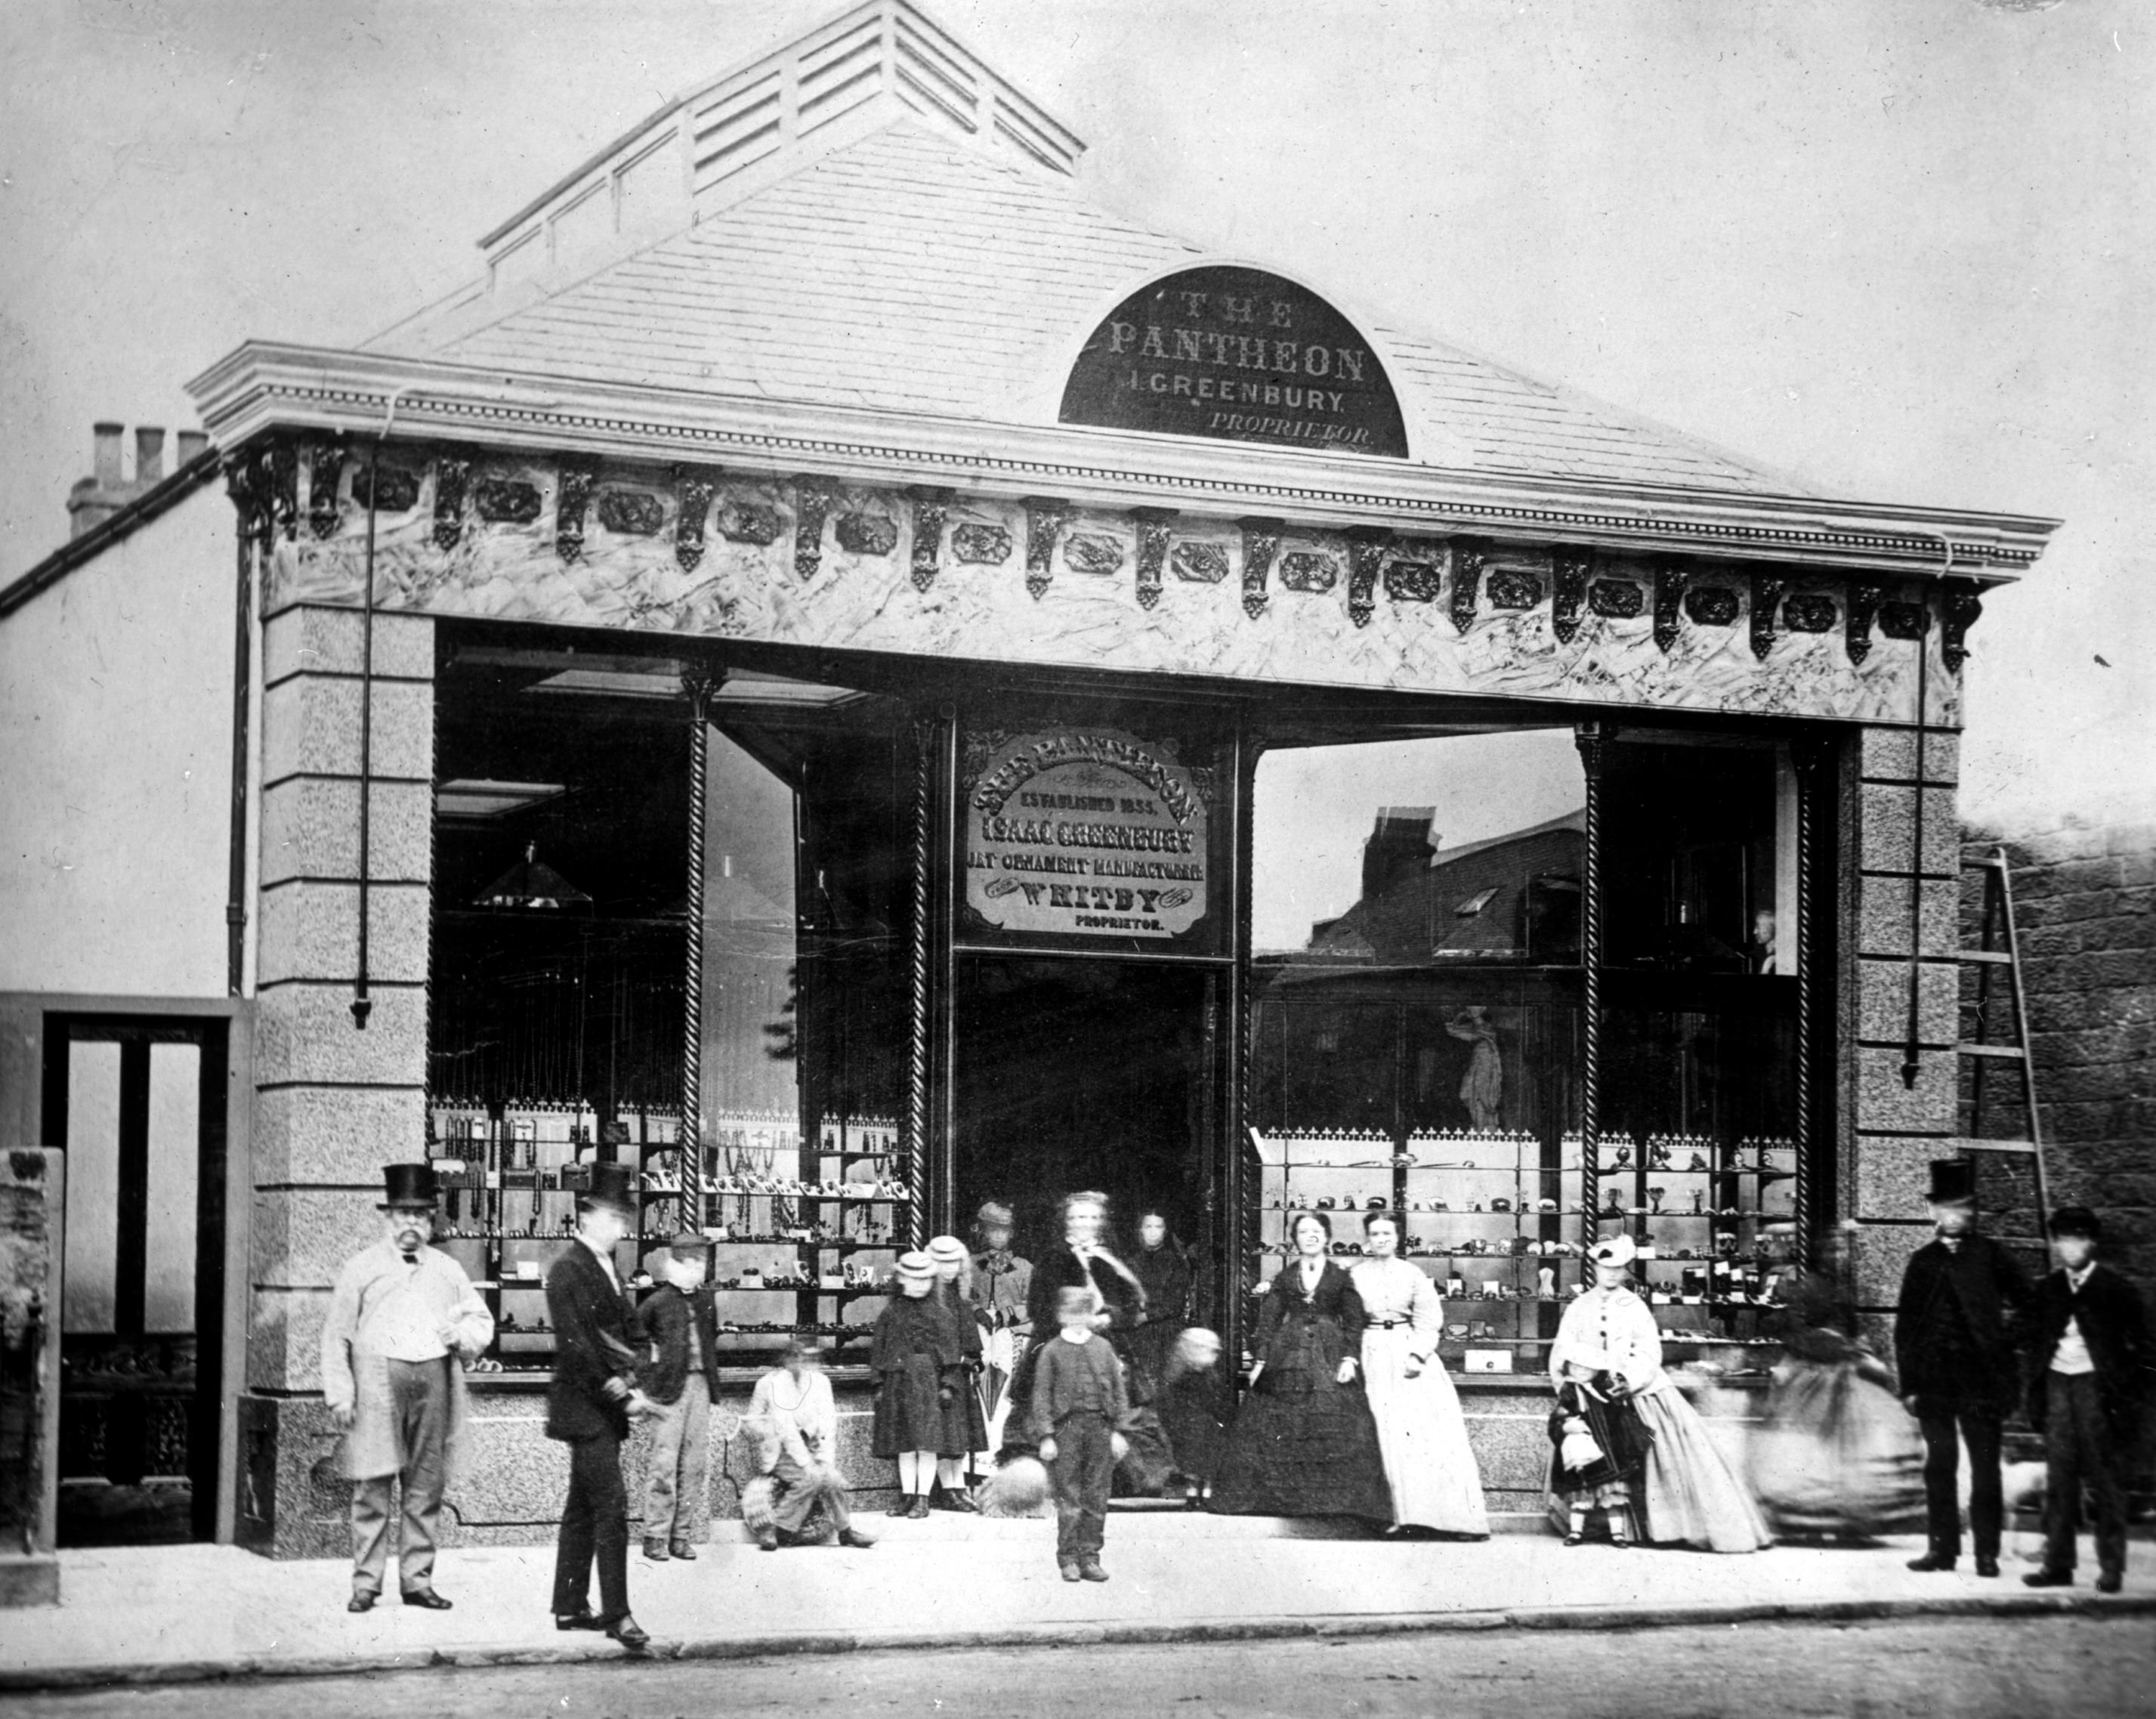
[1059,266,1408,459]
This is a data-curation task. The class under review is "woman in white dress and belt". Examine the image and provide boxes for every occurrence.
[1549,1233,1771,1553]
[1349,1210,1490,1538]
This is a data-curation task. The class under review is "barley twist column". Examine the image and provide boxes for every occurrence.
[906,716,934,1248]
[680,669,720,1230]
[1792,737,1826,1269]
[1576,722,1611,1248]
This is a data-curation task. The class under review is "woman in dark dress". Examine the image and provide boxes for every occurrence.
[1210,1211,1393,1522]
[998,1191,1148,1458]
[1130,1211,1194,1401]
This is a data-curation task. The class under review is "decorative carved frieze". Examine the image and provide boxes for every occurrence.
[598,489,665,537]
[1132,509,1176,610]
[306,441,344,540]
[432,456,471,552]
[792,476,837,579]
[348,459,419,515]
[554,459,596,563]
[673,466,720,572]
[715,499,782,545]
[1022,496,1073,600]
[1783,592,1836,634]
[1685,585,1739,627]
[1589,580,1642,620]
[1346,528,1391,629]
[836,512,897,558]
[1941,579,1982,672]
[1552,546,1592,644]
[1749,570,1789,660]
[1065,533,1123,577]
[952,523,1012,564]
[1385,558,1441,604]
[1238,518,1283,619]
[1651,559,1688,653]
[1279,551,1337,594]
[1172,542,1230,584]
[908,488,953,592]
[1880,598,1929,642]
[1487,566,1542,611]
[1846,579,1884,666]
[1449,538,1487,635]
[474,478,542,527]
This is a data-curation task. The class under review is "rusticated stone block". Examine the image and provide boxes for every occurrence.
[1856,875,1959,958]
[1849,1220,1931,1309]
[246,1284,333,1392]
[253,1085,425,1185]
[234,1390,348,1558]
[260,778,431,885]
[261,676,433,784]
[1855,1045,1958,1136]
[252,1187,385,1291]
[1858,782,1960,877]
[258,881,428,985]
[1858,727,1959,784]
[264,606,434,686]
[254,982,426,1087]
[1853,1135,1957,1220]
[1857,957,1958,1047]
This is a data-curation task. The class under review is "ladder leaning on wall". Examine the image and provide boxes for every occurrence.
[1952,846,2053,1266]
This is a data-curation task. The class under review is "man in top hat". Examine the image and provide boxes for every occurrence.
[632,1233,719,1563]
[322,1162,494,1613]
[1895,1158,2031,1577]
[2021,1206,2150,1594]
[545,1160,655,1651]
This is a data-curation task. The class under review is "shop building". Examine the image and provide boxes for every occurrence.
[1,0,2057,1556]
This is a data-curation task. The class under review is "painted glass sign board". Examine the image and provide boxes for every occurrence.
[965,730,1210,940]
[1059,265,1408,458]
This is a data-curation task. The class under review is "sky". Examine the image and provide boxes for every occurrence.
[2,0,2149,844]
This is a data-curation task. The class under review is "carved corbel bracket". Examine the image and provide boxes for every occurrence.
[909,487,953,593]
[1131,509,1176,610]
[1749,570,1789,661]
[1846,579,1884,666]
[224,437,298,544]
[1448,537,1487,635]
[1345,527,1392,629]
[1574,718,1616,780]
[1238,517,1283,620]
[1022,496,1073,601]
[306,440,346,540]
[672,466,721,573]
[555,459,598,564]
[1651,559,1690,654]
[1941,579,1982,672]
[432,454,471,552]
[792,475,838,580]
[1552,547,1592,644]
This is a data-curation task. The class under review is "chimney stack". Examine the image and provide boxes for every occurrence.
[177,430,209,465]
[93,422,124,488]
[135,427,165,487]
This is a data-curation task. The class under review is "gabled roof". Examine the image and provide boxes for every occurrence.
[369,5,1802,501]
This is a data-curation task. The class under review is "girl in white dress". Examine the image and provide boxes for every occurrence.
[1549,1233,1771,1554]
[1349,1210,1490,1538]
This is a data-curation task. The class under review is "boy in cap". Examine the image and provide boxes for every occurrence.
[633,1234,718,1561]
[2022,1207,2150,1594]
[1030,1284,1133,1582]
[1894,1158,2031,1577]
[323,1163,494,1613]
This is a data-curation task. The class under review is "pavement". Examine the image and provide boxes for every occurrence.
[2,1512,2151,1692]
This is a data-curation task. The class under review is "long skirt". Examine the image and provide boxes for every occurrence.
[1750,1357,1926,1537]
[1629,1380,1772,1553]
[1209,1366,1394,1523]
[1361,1328,1489,1536]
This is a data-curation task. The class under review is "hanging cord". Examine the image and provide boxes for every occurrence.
[1899,534,1951,1087]
[353,386,419,1030]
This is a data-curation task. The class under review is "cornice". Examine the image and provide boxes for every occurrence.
[185,342,2059,580]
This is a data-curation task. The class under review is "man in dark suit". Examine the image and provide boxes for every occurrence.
[1895,1158,2031,1577]
[545,1161,653,1651]
[2022,1207,2151,1594]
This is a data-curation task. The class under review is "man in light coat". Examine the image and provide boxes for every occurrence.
[323,1162,494,1612]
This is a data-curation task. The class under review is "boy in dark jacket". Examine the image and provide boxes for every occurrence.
[634,1235,718,1562]
[2022,1207,2151,1594]
[1030,1285,1132,1584]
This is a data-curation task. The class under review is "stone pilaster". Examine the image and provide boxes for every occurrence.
[242,603,433,1556]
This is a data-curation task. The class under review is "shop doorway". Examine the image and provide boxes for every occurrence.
[953,957,1219,1301]
[42,1016,228,1545]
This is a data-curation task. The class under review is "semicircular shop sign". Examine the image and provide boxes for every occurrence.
[966,730,1209,940]
[1059,264,1408,458]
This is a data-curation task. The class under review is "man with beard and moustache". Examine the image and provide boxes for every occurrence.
[1895,1158,2032,1578]
[323,1163,493,1614]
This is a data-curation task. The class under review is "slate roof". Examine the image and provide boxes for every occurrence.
[372,119,1802,500]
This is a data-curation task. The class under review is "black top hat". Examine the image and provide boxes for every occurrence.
[2048,1205,2102,1241]
[578,1159,638,1215]
[378,1163,439,1209]
[1926,1158,1977,1207]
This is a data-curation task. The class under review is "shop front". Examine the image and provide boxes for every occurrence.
[175,0,2055,1554]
